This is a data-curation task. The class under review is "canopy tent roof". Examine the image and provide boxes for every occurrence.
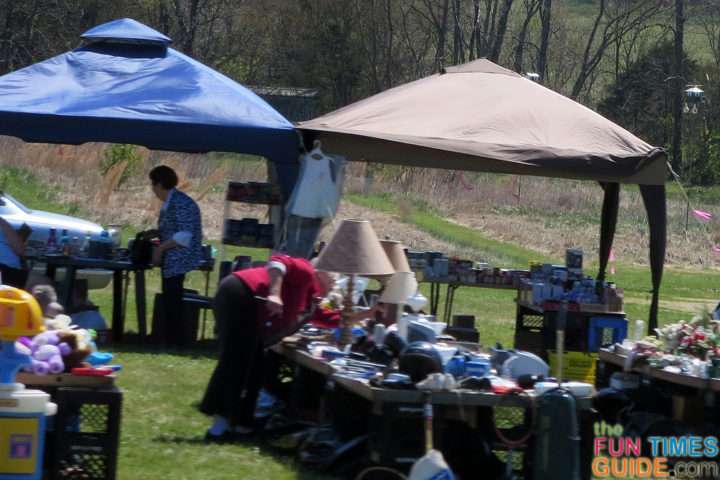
[0,18,300,194]
[299,59,667,332]
[299,59,665,185]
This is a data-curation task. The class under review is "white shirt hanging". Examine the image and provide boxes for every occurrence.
[287,142,345,219]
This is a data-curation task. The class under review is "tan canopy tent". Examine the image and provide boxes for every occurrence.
[298,59,667,332]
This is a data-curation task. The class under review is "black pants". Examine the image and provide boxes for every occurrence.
[162,273,186,348]
[199,275,263,428]
[0,264,28,289]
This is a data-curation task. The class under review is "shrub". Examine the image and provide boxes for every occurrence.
[100,144,142,187]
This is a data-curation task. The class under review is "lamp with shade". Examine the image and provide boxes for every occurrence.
[314,219,395,346]
[379,271,418,325]
[380,240,412,273]
[378,240,413,324]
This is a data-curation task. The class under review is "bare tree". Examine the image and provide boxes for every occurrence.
[513,0,541,73]
[569,0,666,100]
[489,0,514,62]
[398,0,435,78]
[418,0,451,71]
[537,0,551,81]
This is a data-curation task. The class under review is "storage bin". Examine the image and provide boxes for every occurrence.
[39,386,122,480]
[547,350,597,383]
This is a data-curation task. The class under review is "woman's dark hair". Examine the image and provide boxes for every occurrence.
[149,165,178,190]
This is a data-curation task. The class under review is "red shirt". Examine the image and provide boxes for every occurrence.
[234,255,320,338]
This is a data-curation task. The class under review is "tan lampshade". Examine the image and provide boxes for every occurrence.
[380,240,411,273]
[379,272,418,304]
[315,219,395,276]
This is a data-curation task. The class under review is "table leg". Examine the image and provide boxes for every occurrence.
[122,271,130,327]
[45,263,56,280]
[60,266,77,312]
[135,269,147,339]
[429,282,440,316]
[112,270,123,342]
[444,284,458,324]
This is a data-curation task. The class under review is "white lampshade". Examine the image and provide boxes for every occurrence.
[379,272,418,304]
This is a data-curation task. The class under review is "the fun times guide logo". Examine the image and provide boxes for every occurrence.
[593,421,719,479]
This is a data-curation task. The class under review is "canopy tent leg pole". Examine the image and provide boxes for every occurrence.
[597,182,620,282]
[640,184,667,335]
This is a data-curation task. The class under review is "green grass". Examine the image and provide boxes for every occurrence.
[347,192,556,267]
[113,347,333,480]
[0,166,82,216]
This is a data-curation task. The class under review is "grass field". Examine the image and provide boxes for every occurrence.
[5,167,719,479]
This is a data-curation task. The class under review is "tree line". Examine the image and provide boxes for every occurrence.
[1,0,719,184]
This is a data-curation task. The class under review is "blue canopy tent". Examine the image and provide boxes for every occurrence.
[0,18,301,197]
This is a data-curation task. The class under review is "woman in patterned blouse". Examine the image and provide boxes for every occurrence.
[149,165,203,348]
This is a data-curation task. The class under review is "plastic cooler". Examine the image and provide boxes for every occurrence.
[0,383,57,480]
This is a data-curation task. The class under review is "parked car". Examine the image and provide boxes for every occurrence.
[0,192,120,289]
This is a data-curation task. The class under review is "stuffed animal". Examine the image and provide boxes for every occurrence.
[56,330,93,371]
[31,284,65,319]
[45,314,72,331]
[17,329,93,375]
[20,331,71,376]
[33,343,70,374]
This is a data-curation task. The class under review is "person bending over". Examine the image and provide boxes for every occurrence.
[199,254,332,442]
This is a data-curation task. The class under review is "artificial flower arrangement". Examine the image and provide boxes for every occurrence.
[651,314,720,359]
[635,312,720,378]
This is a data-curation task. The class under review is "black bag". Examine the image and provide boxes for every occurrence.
[130,233,153,266]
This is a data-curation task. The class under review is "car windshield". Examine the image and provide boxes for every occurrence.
[1,192,31,214]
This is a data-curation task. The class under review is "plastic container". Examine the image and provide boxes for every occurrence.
[444,356,466,377]
[0,383,56,480]
[465,359,490,378]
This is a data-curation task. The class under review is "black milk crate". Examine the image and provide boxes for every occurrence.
[514,305,546,357]
[44,387,123,480]
[223,218,275,249]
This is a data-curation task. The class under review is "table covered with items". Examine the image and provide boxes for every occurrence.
[595,316,720,426]
[25,240,215,344]
[265,329,597,480]
[241,219,635,479]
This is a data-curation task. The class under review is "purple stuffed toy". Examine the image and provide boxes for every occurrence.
[23,331,71,376]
